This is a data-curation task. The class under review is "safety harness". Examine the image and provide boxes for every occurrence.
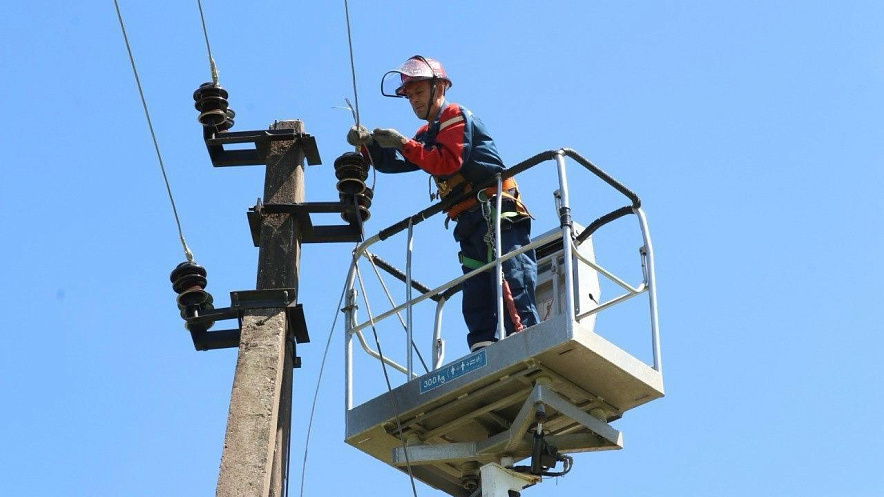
[451,182,531,334]
[432,173,530,220]
[422,107,531,333]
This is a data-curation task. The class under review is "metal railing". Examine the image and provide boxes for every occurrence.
[343,149,661,410]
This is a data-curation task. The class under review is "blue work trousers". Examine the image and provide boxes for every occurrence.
[453,206,539,350]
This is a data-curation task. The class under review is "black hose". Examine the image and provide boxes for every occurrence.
[575,205,635,245]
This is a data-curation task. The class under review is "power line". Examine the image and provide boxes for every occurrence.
[355,265,420,497]
[298,263,352,497]
[113,0,194,263]
[366,253,430,373]
[196,0,219,85]
[343,0,361,128]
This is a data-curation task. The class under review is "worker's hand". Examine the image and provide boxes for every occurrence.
[372,128,407,149]
[346,125,373,147]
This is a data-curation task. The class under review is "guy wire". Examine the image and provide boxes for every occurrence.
[114,0,194,263]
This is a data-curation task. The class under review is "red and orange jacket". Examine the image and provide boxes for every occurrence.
[364,101,511,217]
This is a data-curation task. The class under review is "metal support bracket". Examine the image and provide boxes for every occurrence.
[391,384,621,466]
[248,199,363,244]
[202,126,321,167]
[183,288,309,365]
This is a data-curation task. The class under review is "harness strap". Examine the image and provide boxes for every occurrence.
[458,252,486,270]
[445,176,520,219]
[433,172,470,199]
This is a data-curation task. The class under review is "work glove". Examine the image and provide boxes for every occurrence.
[372,128,407,149]
[346,125,373,146]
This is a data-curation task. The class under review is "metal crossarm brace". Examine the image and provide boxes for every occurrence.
[202,127,321,167]
[184,289,310,354]
[247,200,364,245]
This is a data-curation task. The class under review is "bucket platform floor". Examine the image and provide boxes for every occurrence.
[345,314,664,496]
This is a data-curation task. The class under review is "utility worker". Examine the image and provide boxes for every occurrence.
[347,55,539,352]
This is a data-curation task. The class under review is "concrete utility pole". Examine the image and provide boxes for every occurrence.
[216,120,305,497]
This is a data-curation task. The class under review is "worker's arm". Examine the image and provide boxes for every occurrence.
[362,142,419,174]
[400,104,471,177]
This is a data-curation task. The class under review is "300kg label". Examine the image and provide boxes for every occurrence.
[419,349,487,394]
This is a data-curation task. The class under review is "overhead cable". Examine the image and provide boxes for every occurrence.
[196,0,220,85]
[298,262,354,497]
[113,0,194,263]
[355,265,420,497]
[343,0,360,128]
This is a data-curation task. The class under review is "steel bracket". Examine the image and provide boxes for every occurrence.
[248,199,363,244]
[183,289,309,367]
[202,126,321,167]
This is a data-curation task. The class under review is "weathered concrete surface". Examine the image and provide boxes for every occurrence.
[216,309,288,497]
[216,120,305,497]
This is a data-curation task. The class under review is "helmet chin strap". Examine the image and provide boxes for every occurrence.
[423,77,437,121]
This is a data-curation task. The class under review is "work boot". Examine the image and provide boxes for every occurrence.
[470,340,494,352]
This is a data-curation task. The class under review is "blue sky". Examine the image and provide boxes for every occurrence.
[1,1,883,496]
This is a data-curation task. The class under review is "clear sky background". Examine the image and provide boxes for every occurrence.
[1,1,882,496]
